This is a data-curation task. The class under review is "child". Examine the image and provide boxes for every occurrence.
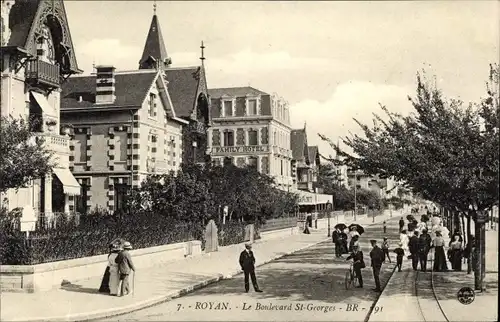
[394,242,405,272]
[382,237,391,263]
[383,221,387,234]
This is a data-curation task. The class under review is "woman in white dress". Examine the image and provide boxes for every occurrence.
[400,229,410,254]
[108,244,122,296]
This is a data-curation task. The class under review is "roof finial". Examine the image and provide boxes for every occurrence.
[200,40,205,64]
[304,121,307,129]
[153,0,157,15]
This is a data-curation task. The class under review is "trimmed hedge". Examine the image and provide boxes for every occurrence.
[0,211,202,265]
[217,220,260,247]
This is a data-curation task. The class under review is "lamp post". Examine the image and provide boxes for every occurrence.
[353,172,357,222]
[326,200,332,237]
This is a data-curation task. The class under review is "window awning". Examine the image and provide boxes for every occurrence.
[52,167,81,196]
[31,92,56,116]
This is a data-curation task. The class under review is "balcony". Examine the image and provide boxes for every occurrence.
[25,59,60,88]
[297,181,313,192]
[35,132,70,155]
[147,158,169,174]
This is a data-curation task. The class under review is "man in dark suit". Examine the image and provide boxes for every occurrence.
[418,230,432,272]
[332,228,341,257]
[369,239,384,292]
[409,231,420,270]
[239,243,263,293]
[115,241,136,296]
[346,244,365,288]
[399,217,405,233]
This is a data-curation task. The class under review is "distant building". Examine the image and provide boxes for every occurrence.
[347,170,398,199]
[207,87,294,191]
[290,125,332,213]
[1,0,82,224]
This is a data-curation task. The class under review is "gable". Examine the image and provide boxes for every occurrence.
[164,67,201,118]
[8,0,80,73]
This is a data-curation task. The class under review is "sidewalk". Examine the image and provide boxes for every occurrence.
[432,229,498,322]
[369,222,498,322]
[0,212,396,322]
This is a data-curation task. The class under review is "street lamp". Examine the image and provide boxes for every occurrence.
[326,200,332,237]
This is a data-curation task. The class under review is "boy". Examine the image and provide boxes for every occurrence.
[381,237,391,263]
[383,221,387,234]
[393,242,405,272]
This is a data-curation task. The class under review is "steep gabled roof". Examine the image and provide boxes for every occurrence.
[208,86,268,98]
[307,146,319,164]
[164,66,202,118]
[139,15,170,70]
[6,0,41,49]
[61,70,158,110]
[5,0,80,73]
[291,128,310,164]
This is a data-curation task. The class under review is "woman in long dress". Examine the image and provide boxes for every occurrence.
[400,229,409,254]
[108,245,122,296]
[432,232,448,271]
[98,244,114,293]
[449,236,463,271]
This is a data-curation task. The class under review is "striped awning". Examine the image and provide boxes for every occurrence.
[52,168,81,196]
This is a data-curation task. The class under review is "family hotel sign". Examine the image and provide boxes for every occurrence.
[211,145,270,155]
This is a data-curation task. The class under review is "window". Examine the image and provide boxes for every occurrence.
[148,93,157,118]
[74,133,87,163]
[115,132,128,161]
[280,159,284,175]
[247,100,257,115]
[223,131,234,146]
[223,101,232,117]
[248,130,258,146]
[273,131,277,145]
[75,183,88,214]
[248,157,258,169]
[114,183,129,213]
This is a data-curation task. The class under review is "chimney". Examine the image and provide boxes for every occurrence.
[95,65,116,104]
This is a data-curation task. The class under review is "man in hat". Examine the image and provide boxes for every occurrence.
[369,239,384,292]
[345,243,365,288]
[116,241,136,296]
[239,243,263,293]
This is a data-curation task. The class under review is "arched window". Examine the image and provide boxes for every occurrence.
[37,24,55,64]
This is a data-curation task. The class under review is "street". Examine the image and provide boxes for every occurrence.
[100,217,401,321]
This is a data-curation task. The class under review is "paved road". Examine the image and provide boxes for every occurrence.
[100,217,401,322]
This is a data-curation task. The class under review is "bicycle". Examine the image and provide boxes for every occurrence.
[345,262,359,290]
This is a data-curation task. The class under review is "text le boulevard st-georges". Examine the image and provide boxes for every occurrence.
[176,301,385,314]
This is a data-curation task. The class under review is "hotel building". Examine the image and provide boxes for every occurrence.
[207,87,294,191]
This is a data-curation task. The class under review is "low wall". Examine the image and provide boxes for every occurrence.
[259,226,300,240]
[0,240,202,293]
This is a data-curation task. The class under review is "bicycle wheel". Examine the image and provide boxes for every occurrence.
[345,271,352,290]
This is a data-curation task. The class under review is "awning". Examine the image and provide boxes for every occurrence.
[31,92,56,116]
[52,168,81,196]
[295,189,333,205]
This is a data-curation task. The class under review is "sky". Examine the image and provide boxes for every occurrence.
[64,1,499,157]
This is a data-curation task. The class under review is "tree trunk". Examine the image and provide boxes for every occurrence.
[467,215,471,239]
[461,213,466,245]
[473,217,486,291]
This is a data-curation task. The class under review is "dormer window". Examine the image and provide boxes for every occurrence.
[222,99,234,117]
[245,95,261,116]
[148,93,157,118]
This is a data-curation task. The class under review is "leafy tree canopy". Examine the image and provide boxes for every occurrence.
[319,65,499,219]
[0,116,53,193]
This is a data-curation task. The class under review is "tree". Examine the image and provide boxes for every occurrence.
[319,65,499,290]
[0,116,53,193]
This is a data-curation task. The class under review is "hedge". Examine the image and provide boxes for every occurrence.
[0,211,202,265]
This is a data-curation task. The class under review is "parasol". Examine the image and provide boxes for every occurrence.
[348,223,365,235]
[334,223,347,230]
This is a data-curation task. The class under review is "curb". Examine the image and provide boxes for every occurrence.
[364,263,398,322]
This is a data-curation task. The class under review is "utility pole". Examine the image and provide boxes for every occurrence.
[354,172,357,222]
